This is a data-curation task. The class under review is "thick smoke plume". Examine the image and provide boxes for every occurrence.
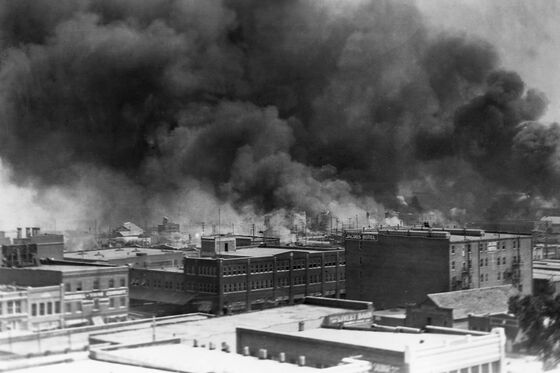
[0,0,558,233]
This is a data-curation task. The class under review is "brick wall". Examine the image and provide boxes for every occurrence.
[346,234,450,309]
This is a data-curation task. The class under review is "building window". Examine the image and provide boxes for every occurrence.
[108,278,114,288]
[93,279,100,290]
[480,258,484,266]
[503,257,507,265]
[485,258,488,266]
[55,301,61,314]
[76,281,82,291]
[32,303,37,316]
[497,272,501,280]
[93,299,100,311]
[15,301,21,313]
[451,261,455,270]
[485,273,488,281]
[480,274,484,282]
[47,302,53,315]
[109,298,115,308]
[76,302,82,312]
[65,283,71,292]
[120,297,126,308]
[120,278,126,287]
[65,303,71,314]
[40,302,46,315]
[451,246,455,254]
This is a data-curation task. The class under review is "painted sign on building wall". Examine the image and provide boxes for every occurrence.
[323,309,373,327]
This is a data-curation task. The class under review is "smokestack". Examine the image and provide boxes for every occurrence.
[16,227,21,239]
[25,227,31,238]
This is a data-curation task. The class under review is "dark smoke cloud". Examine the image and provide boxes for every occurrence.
[0,0,558,230]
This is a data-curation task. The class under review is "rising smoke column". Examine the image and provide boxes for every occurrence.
[0,0,558,229]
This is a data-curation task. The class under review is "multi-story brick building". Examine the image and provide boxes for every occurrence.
[345,228,532,309]
[0,262,129,326]
[129,236,346,315]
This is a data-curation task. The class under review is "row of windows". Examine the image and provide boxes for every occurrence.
[130,278,185,291]
[31,301,61,316]
[64,297,127,313]
[65,277,126,292]
[185,265,217,276]
[0,300,23,315]
[479,272,512,282]
[452,255,521,270]
[185,282,217,293]
[451,240,519,255]
[222,272,345,293]
[186,255,345,277]
[223,260,345,276]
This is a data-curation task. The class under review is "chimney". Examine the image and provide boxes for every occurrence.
[25,227,31,238]
[17,227,22,239]
[32,227,40,237]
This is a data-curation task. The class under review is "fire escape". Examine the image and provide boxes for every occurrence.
[460,244,472,290]
[504,238,522,289]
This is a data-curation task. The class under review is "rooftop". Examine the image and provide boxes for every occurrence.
[93,344,324,373]
[64,247,184,261]
[222,247,336,258]
[349,228,529,243]
[427,285,517,320]
[0,284,26,292]
[289,328,465,352]
[90,303,352,349]
[372,308,406,319]
[449,232,528,242]
[9,356,163,373]
[4,264,127,273]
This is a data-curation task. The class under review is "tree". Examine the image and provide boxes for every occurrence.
[509,285,560,369]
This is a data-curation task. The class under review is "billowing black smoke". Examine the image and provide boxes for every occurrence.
[0,0,557,229]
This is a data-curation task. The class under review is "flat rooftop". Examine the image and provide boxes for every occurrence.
[449,232,528,242]
[10,356,163,373]
[292,328,465,352]
[91,303,352,349]
[372,308,406,319]
[94,344,322,373]
[0,284,26,292]
[354,229,530,243]
[64,247,184,261]
[222,247,338,258]
[6,264,126,272]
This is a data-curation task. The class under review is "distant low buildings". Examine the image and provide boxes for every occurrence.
[345,227,532,309]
